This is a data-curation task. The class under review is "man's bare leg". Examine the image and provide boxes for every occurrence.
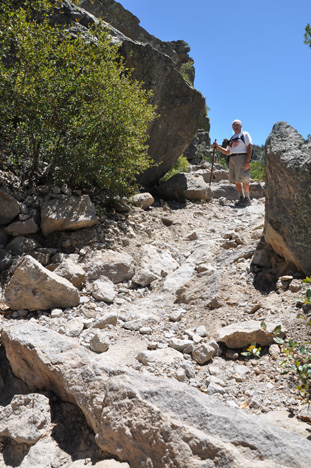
[243,183,250,200]
[235,182,243,198]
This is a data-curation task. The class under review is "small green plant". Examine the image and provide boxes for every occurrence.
[241,342,262,358]
[272,279,311,403]
[160,155,189,181]
[180,60,195,86]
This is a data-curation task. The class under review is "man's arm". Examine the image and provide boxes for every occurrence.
[244,143,253,170]
[213,142,230,156]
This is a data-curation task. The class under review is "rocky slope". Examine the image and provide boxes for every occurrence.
[1,170,311,466]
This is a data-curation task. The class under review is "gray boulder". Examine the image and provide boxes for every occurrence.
[79,0,205,186]
[163,263,196,293]
[4,255,80,311]
[83,249,135,283]
[201,169,229,183]
[2,322,311,468]
[217,320,285,348]
[41,195,98,236]
[265,122,311,274]
[81,0,187,68]
[153,173,212,201]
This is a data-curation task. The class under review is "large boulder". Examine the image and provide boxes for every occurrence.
[81,0,184,66]
[2,322,311,468]
[4,255,80,311]
[41,195,98,236]
[79,0,206,186]
[82,249,135,283]
[153,173,212,201]
[264,122,311,274]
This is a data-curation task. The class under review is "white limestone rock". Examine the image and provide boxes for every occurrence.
[4,255,79,311]
[92,277,117,303]
[130,192,154,210]
[0,393,51,444]
[217,320,286,349]
[83,250,135,284]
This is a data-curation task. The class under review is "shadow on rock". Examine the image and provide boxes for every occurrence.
[250,238,302,293]
[50,397,109,463]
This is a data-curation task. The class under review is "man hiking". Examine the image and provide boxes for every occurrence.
[213,120,253,207]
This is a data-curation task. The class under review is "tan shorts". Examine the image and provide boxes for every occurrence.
[229,154,250,183]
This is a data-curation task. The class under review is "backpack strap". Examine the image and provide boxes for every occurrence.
[229,131,245,146]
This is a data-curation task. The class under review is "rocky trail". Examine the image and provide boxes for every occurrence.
[1,180,311,467]
[1,0,310,464]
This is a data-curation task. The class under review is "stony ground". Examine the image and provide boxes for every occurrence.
[1,189,311,466]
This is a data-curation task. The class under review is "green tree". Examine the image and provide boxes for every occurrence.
[304,23,311,47]
[0,0,156,198]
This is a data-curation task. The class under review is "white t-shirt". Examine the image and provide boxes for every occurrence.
[229,131,252,154]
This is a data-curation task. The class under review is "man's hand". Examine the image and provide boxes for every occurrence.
[213,141,218,149]
[244,162,250,170]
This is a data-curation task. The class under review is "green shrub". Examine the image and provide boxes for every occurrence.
[250,161,265,181]
[0,0,156,199]
[160,155,189,181]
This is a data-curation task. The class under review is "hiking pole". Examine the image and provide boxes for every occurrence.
[209,139,217,188]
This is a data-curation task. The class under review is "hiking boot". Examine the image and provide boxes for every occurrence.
[239,197,251,207]
[234,196,244,206]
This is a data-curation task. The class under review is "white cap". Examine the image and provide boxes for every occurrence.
[232,119,242,127]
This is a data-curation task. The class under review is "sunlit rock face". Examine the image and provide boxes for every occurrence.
[264,121,311,274]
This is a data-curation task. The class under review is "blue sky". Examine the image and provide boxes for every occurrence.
[117,0,311,146]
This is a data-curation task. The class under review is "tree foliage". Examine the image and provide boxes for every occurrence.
[304,23,311,48]
[0,0,156,198]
